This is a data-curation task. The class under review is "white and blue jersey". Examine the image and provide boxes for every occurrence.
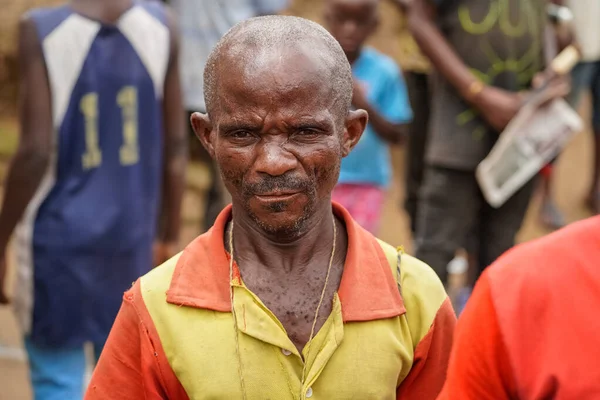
[13,2,170,347]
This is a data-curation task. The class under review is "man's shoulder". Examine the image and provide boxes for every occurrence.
[400,253,445,290]
[490,216,600,284]
[400,253,448,316]
[137,0,169,26]
[140,252,183,293]
[381,242,452,344]
[375,239,448,322]
[23,5,72,40]
[486,217,600,323]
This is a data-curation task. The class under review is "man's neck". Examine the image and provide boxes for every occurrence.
[229,203,347,276]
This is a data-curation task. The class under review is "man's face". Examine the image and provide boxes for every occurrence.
[193,45,365,236]
[325,0,379,57]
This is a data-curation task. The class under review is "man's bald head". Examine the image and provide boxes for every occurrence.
[203,15,353,120]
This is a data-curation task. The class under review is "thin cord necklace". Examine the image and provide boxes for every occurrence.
[228,216,337,399]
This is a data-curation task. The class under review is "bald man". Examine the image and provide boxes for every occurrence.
[86,16,455,400]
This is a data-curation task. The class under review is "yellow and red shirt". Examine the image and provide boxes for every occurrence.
[438,216,600,400]
[86,203,455,399]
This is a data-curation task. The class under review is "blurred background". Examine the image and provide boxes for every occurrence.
[0,0,595,398]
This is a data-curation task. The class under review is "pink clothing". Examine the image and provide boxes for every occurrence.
[332,184,385,234]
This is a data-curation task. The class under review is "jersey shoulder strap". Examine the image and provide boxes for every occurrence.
[375,239,403,299]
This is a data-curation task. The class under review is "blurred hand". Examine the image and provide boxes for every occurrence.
[352,79,370,110]
[0,254,9,305]
[476,86,525,132]
[153,241,178,267]
[477,71,571,133]
[531,70,571,104]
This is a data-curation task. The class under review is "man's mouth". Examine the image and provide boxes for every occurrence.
[254,191,302,201]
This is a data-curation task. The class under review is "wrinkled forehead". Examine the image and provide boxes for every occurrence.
[212,43,340,121]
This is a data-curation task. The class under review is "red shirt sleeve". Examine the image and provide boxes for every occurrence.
[437,273,517,400]
[85,281,188,400]
[397,297,456,399]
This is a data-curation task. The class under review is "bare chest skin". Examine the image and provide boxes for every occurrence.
[240,259,345,355]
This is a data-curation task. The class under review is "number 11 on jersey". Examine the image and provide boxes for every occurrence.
[80,93,102,169]
[80,86,140,170]
[118,86,139,166]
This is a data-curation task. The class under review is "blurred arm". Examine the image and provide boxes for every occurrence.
[358,66,412,145]
[0,17,52,268]
[355,100,409,145]
[547,0,575,53]
[156,7,187,262]
[401,0,483,103]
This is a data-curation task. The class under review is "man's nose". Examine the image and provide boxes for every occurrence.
[254,140,298,177]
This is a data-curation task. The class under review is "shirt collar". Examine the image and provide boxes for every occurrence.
[166,203,405,322]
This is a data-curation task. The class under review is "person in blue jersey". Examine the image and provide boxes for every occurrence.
[0,0,186,398]
[325,0,412,234]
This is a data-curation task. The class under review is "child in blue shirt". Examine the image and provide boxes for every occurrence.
[325,0,412,233]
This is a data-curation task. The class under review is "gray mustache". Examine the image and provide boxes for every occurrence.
[243,175,311,195]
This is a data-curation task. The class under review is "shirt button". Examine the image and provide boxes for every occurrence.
[281,348,292,356]
[306,387,313,398]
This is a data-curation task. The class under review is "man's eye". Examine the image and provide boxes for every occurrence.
[230,131,252,139]
[296,129,320,137]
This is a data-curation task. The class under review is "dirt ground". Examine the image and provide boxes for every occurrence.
[0,1,596,399]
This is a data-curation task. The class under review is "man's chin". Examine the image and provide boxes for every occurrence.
[241,193,318,238]
[245,203,314,239]
[250,212,309,238]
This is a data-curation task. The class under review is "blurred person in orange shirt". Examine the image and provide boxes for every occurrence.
[439,216,600,399]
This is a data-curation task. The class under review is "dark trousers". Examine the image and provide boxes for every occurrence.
[404,72,432,233]
[414,166,536,284]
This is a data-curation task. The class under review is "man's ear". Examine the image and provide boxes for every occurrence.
[190,112,215,158]
[342,109,368,157]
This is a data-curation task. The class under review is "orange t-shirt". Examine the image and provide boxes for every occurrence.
[438,216,600,400]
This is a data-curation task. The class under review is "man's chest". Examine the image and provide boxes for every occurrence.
[255,285,336,354]
[242,268,343,353]
[154,292,414,399]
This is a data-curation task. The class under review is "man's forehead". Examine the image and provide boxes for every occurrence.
[221,41,332,80]
[214,44,338,110]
